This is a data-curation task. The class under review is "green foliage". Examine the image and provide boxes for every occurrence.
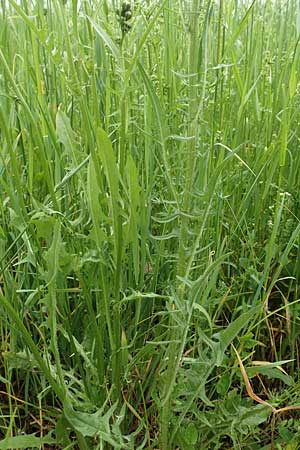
[0,0,300,449]
[0,433,55,449]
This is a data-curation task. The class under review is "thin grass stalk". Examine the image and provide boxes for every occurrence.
[0,48,58,209]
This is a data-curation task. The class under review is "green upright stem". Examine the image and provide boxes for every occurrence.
[160,1,202,448]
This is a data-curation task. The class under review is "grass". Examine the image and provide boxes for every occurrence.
[0,0,300,448]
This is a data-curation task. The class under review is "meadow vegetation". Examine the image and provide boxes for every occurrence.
[0,0,300,448]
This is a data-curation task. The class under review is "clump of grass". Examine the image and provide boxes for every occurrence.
[0,0,300,449]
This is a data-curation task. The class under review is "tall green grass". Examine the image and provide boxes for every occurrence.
[0,0,300,448]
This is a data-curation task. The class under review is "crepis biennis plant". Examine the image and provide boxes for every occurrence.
[116,2,133,35]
